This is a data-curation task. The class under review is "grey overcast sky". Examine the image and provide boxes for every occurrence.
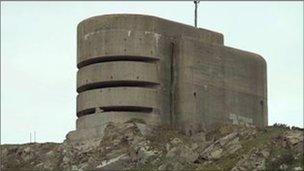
[1,1,303,144]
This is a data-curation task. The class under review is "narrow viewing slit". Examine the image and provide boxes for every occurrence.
[77,106,153,117]
[77,55,159,68]
[77,108,96,117]
[100,106,153,113]
[77,80,159,93]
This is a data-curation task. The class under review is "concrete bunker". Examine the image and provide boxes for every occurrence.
[67,14,267,141]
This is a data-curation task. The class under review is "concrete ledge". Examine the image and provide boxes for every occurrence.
[76,112,160,130]
[77,61,159,92]
[77,87,160,115]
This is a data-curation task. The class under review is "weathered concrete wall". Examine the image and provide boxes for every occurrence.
[173,36,267,134]
[67,14,267,141]
[77,14,223,67]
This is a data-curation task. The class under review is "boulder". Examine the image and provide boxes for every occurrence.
[210,148,223,159]
[284,130,303,146]
[166,145,199,163]
[96,154,130,170]
[158,160,185,171]
[137,146,159,163]
[231,148,270,171]
[199,132,242,160]
[191,132,206,142]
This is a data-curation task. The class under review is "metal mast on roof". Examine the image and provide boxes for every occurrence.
[194,0,200,28]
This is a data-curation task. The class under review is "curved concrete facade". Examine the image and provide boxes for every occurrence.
[77,87,160,117]
[77,61,159,92]
[77,29,169,68]
[67,14,267,141]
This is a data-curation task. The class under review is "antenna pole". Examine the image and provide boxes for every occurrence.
[194,0,200,28]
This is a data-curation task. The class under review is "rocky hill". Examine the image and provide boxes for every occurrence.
[1,122,303,171]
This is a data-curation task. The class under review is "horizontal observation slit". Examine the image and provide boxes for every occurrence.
[77,80,160,93]
[77,106,153,117]
[101,106,153,112]
[77,108,96,117]
[77,55,159,69]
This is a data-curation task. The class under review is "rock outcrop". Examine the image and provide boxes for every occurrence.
[1,122,303,170]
